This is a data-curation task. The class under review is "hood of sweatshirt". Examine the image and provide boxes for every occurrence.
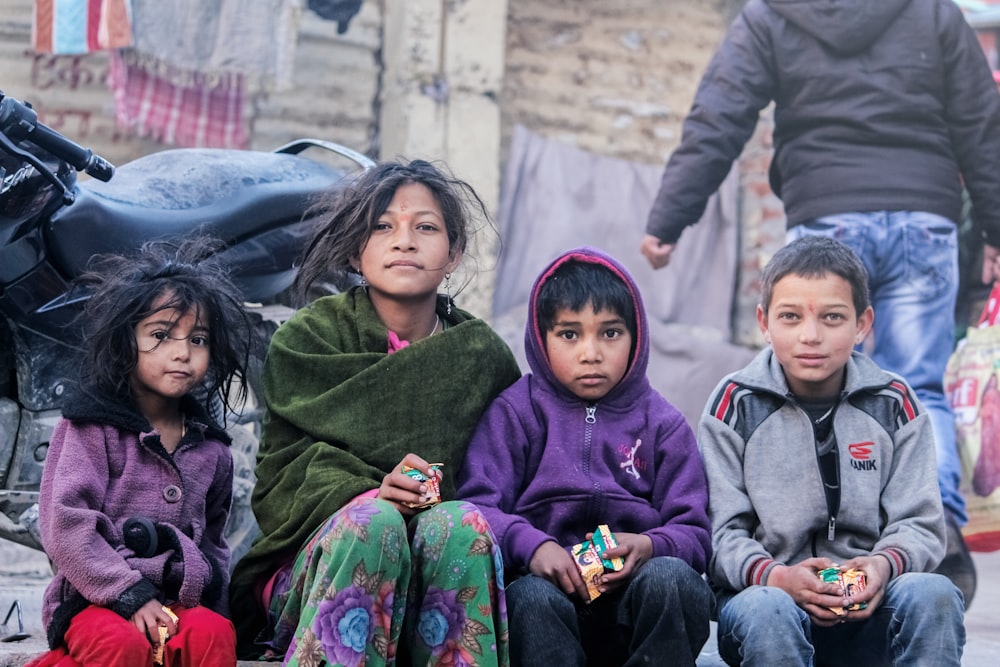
[765,0,911,56]
[524,247,651,407]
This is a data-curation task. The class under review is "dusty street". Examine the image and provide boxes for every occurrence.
[2,540,998,666]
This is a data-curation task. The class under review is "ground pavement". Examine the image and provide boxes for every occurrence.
[2,542,998,666]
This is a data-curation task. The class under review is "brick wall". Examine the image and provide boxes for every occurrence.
[501,0,727,164]
[501,0,777,344]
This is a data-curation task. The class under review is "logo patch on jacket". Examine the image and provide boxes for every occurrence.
[618,439,645,479]
[848,441,877,471]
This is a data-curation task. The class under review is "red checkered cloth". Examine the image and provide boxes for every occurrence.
[108,49,248,149]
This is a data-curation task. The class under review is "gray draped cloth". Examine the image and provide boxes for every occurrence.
[494,125,755,425]
[128,0,300,88]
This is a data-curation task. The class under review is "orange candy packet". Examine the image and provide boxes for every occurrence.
[401,463,443,509]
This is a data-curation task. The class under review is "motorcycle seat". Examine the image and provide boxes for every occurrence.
[45,148,347,296]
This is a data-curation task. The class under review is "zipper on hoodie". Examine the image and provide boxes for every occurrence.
[583,404,600,523]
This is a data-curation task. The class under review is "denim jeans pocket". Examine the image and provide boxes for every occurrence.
[903,213,957,300]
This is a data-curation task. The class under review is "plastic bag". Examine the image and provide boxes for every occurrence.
[945,282,1000,551]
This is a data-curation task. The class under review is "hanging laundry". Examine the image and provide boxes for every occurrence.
[32,0,132,54]
[128,0,301,90]
[308,0,363,34]
[108,50,248,149]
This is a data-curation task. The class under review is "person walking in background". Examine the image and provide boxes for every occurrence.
[699,236,964,666]
[228,159,521,666]
[458,248,713,666]
[640,0,1000,603]
[28,238,254,666]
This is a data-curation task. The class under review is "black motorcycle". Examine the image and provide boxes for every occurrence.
[0,90,373,563]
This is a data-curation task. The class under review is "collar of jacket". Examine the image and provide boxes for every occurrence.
[60,385,231,445]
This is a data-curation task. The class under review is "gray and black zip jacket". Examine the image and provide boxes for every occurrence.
[697,348,946,594]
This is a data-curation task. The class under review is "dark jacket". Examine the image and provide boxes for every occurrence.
[457,248,712,573]
[38,391,233,648]
[646,0,1000,245]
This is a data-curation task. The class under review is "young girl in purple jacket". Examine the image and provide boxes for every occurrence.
[28,237,254,667]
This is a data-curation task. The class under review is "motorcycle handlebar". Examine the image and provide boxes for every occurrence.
[0,92,115,182]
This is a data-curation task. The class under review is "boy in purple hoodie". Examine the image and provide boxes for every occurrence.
[457,247,713,666]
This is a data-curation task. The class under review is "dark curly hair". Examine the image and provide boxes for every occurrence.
[75,236,255,418]
[293,159,492,302]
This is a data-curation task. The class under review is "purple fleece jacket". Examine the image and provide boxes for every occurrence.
[38,391,233,649]
[457,247,711,573]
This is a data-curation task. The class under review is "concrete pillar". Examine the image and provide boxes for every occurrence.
[379,0,508,320]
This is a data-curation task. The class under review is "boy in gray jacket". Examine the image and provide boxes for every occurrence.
[698,236,964,666]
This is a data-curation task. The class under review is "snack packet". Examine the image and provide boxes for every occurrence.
[401,463,443,509]
[571,524,625,601]
[152,605,179,666]
[591,524,625,571]
[818,566,867,616]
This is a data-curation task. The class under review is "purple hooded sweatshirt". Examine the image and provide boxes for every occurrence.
[457,247,711,573]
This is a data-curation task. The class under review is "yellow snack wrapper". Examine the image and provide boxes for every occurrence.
[571,540,606,602]
[152,606,179,666]
[401,463,443,509]
[818,566,867,616]
[571,524,625,601]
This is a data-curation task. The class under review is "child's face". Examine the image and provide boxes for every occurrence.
[357,182,460,307]
[544,306,632,402]
[131,298,211,404]
[757,272,873,399]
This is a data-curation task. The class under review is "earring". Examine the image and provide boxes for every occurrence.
[359,274,368,292]
[444,273,453,315]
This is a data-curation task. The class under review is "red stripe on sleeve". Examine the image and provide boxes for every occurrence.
[892,381,916,421]
[714,382,737,421]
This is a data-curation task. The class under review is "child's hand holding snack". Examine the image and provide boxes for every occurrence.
[529,541,591,602]
[836,554,892,621]
[401,462,443,509]
[130,599,179,651]
[379,454,442,515]
[766,557,846,626]
[595,532,653,595]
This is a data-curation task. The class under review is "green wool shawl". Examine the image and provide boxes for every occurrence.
[230,287,520,650]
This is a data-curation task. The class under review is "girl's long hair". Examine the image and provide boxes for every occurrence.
[293,159,492,303]
[75,236,256,418]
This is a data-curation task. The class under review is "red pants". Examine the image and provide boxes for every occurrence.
[26,604,236,667]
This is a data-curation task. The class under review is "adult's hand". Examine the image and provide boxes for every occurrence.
[640,234,675,270]
[983,243,1000,285]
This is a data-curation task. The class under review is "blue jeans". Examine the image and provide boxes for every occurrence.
[506,557,712,667]
[717,573,965,666]
[787,212,965,523]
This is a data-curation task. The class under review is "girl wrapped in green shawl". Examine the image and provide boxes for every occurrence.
[229,160,520,667]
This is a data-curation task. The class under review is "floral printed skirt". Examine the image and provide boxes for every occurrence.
[267,497,509,667]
